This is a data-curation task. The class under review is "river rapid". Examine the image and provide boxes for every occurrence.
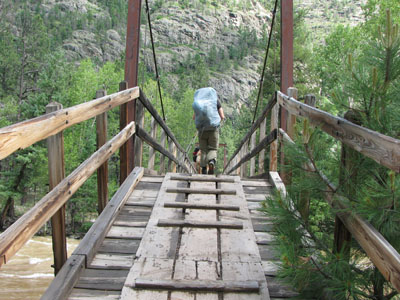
[0,236,79,300]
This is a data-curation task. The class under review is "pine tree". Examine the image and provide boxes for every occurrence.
[263,10,400,300]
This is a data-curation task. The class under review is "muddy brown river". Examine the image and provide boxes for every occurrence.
[0,236,79,300]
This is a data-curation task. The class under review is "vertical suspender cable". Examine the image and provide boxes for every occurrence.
[252,0,279,124]
[145,0,166,121]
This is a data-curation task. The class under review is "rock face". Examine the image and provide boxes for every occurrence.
[140,3,271,112]
[34,0,271,112]
[17,0,365,113]
[63,29,124,62]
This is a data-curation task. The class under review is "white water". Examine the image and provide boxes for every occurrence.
[0,236,79,300]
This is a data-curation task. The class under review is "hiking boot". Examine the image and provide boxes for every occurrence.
[208,159,216,175]
[201,167,207,174]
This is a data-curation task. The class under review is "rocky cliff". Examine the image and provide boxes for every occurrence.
[5,0,365,113]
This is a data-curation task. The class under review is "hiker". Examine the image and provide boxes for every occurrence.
[192,87,225,175]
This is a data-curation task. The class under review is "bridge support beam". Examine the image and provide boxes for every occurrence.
[121,0,142,184]
[46,102,67,275]
[280,0,294,184]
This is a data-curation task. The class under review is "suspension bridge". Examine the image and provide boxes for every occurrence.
[0,1,400,299]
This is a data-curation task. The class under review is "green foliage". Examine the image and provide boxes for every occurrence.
[263,9,400,299]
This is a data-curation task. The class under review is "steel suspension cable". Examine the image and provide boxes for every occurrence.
[252,0,279,124]
[145,0,166,121]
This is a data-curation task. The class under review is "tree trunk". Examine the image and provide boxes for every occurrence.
[0,163,27,229]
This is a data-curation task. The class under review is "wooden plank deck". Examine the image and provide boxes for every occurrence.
[42,171,296,300]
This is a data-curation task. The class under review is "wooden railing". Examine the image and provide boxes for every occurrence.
[0,85,195,274]
[224,87,400,291]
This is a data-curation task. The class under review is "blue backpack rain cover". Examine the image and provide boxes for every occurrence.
[192,87,221,131]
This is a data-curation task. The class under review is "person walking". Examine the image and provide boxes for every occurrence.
[192,87,225,175]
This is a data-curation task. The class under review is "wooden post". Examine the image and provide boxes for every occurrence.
[172,143,177,173]
[96,90,108,214]
[123,0,142,176]
[334,110,360,258]
[119,81,129,184]
[280,87,297,184]
[250,132,256,176]
[177,150,183,173]
[236,154,241,176]
[168,137,175,172]
[134,99,144,167]
[224,145,227,169]
[159,130,166,175]
[46,102,67,275]
[298,94,316,224]
[269,99,279,172]
[148,117,157,170]
[258,117,267,173]
[286,87,298,139]
[240,146,245,178]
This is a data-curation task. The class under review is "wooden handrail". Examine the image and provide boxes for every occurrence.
[279,128,400,291]
[0,122,136,266]
[41,167,144,300]
[135,124,190,173]
[138,89,196,173]
[223,93,276,173]
[277,91,400,173]
[226,129,277,175]
[0,87,139,160]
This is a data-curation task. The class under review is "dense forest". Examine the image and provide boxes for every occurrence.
[1,0,400,298]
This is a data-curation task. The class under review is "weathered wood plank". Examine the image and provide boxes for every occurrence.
[158,130,167,175]
[98,238,141,254]
[166,187,236,195]
[255,232,275,245]
[113,219,148,228]
[219,178,270,299]
[0,124,137,267]
[95,90,109,214]
[242,180,272,187]
[269,172,287,197]
[223,261,269,300]
[164,202,240,211]
[134,278,260,293]
[157,219,243,229]
[139,176,164,183]
[71,167,144,265]
[75,268,128,290]
[68,288,120,300]
[262,261,280,276]
[119,206,152,217]
[121,258,172,299]
[258,117,267,173]
[46,102,67,275]
[133,181,162,191]
[106,226,145,239]
[0,87,139,160]
[176,179,220,284]
[258,245,279,261]
[277,91,400,172]
[41,255,85,300]
[147,117,157,170]
[75,278,124,291]
[89,253,135,270]
[250,131,256,176]
[170,175,235,182]
[125,200,155,208]
[265,276,298,298]
[131,175,184,260]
